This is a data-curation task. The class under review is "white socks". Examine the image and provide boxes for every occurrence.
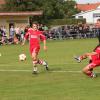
[43,61,46,65]
[33,67,37,72]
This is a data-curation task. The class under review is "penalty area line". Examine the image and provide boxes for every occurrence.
[0,69,82,73]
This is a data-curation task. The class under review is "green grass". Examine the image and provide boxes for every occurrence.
[0,38,100,100]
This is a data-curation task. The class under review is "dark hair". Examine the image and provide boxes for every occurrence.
[97,19,100,22]
[30,22,38,28]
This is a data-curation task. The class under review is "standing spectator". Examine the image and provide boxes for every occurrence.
[20,26,25,43]
[42,24,48,31]
[38,24,44,31]
[95,19,100,44]
[15,26,21,42]
[1,26,7,44]
[78,24,84,38]
[42,24,49,39]
[9,25,15,43]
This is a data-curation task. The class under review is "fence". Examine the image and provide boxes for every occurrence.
[44,27,97,40]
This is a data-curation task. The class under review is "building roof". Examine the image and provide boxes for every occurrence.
[74,7,100,16]
[76,3,100,11]
[74,9,95,16]
[0,11,43,16]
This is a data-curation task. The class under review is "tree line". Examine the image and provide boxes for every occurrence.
[0,0,80,24]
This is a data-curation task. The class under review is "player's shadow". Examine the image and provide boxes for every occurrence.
[96,73,100,77]
[49,67,62,71]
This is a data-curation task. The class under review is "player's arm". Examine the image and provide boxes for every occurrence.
[22,37,26,45]
[43,39,47,51]
[86,52,97,56]
[40,32,47,51]
[22,32,29,45]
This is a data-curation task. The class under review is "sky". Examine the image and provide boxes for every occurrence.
[75,0,100,4]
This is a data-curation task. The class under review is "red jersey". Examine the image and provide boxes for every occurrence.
[95,46,100,54]
[89,46,100,68]
[25,28,46,47]
[91,54,99,61]
[92,46,100,61]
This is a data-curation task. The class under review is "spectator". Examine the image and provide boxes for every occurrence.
[9,25,15,43]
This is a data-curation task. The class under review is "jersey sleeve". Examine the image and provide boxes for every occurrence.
[39,31,46,41]
[95,47,100,54]
[24,28,33,39]
[24,32,29,39]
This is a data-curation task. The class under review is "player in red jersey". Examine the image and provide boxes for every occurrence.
[74,45,100,78]
[22,23,49,74]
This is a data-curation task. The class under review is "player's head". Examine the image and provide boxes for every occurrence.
[97,19,100,22]
[32,23,38,30]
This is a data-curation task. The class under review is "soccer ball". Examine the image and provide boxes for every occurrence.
[19,54,26,61]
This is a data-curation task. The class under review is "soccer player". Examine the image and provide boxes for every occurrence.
[22,23,49,74]
[74,45,100,78]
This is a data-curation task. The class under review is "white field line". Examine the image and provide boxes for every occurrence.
[0,69,100,74]
[0,69,31,72]
[51,70,81,73]
[0,63,83,67]
[0,63,85,73]
[0,69,82,73]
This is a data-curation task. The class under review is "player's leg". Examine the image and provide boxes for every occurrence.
[32,52,38,74]
[35,46,49,70]
[31,46,49,73]
[37,59,49,70]
[82,63,97,78]
[30,47,39,74]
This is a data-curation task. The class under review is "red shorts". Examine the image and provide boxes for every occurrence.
[30,46,40,55]
[88,60,100,69]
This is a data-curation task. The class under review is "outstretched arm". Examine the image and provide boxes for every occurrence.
[22,31,29,45]
[22,37,26,45]
[40,32,47,51]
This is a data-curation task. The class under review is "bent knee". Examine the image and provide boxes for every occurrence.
[31,55,37,60]
[82,68,86,73]
[32,56,36,59]
[82,67,89,73]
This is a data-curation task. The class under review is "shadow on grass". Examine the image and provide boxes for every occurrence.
[48,67,63,71]
[96,73,100,77]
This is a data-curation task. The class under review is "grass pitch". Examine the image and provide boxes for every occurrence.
[0,38,100,100]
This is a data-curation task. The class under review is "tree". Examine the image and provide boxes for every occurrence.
[0,0,79,23]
